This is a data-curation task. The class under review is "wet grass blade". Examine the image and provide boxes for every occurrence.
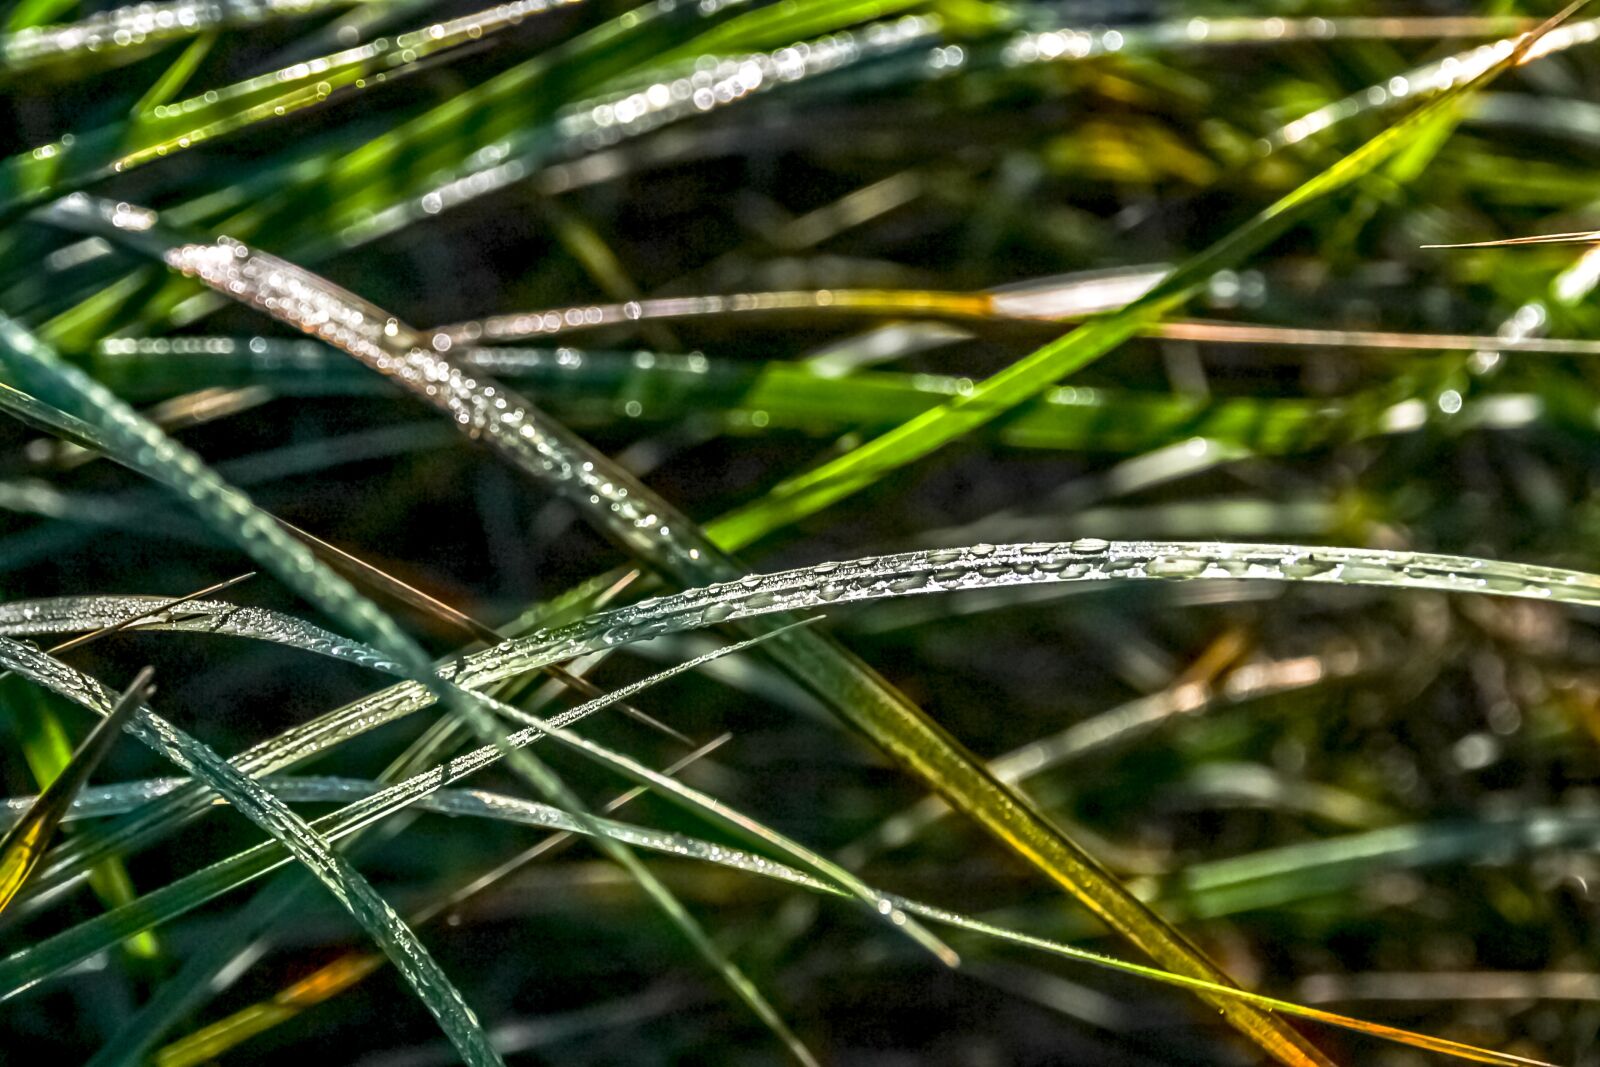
[274,516,686,740]
[149,734,732,1067]
[0,0,365,74]
[0,667,152,913]
[129,30,220,116]
[0,638,507,1067]
[705,6,1582,553]
[0,310,817,1064]
[37,775,1562,1067]
[40,572,256,658]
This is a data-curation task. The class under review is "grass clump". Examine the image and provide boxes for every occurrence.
[5,1,1600,1064]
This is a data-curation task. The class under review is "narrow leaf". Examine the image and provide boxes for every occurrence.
[0,668,151,912]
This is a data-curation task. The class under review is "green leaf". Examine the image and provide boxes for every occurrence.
[0,668,150,912]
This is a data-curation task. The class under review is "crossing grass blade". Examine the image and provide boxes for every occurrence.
[25,774,1559,1067]
[705,4,1585,554]
[0,312,817,1064]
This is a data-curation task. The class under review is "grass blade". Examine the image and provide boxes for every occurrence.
[25,773,1559,1067]
[148,734,731,1067]
[0,667,151,912]
[0,309,817,1063]
[1,0,364,73]
[158,230,960,965]
[0,638,506,1066]
[704,7,1581,554]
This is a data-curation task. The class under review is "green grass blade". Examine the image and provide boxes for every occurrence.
[0,676,162,957]
[703,10,1574,554]
[0,630,820,1067]
[0,595,397,670]
[22,775,1560,1067]
[0,637,506,1067]
[129,30,220,115]
[0,668,149,912]
[0,312,812,1064]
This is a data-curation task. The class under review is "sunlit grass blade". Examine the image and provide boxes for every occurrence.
[0,0,575,221]
[703,5,1582,555]
[847,644,1371,864]
[434,289,1600,356]
[129,31,220,115]
[0,0,366,73]
[0,667,151,913]
[20,4,1600,356]
[1423,230,1600,248]
[153,954,388,1067]
[77,336,1591,467]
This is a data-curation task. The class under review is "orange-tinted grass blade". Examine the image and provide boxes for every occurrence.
[1519,0,1594,63]
[1148,320,1600,353]
[960,916,1561,1067]
[1170,626,1254,691]
[154,735,733,1067]
[441,290,1600,355]
[0,667,154,913]
[273,517,504,646]
[154,952,387,1067]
